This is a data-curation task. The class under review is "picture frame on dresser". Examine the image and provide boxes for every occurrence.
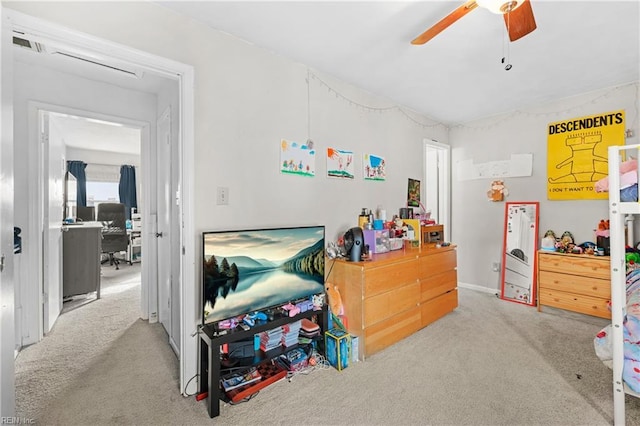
[500,202,540,306]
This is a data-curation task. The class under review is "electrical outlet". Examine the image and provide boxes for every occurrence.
[491,262,501,272]
[216,187,229,205]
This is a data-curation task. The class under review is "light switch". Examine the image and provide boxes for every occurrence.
[217,187,229,205]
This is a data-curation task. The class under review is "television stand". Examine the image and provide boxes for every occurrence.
[198,304,328,418]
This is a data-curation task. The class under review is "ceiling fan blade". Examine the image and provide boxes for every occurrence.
[504,0,537,41]
[411,0,478,45]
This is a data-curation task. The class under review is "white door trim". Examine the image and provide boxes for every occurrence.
[5,9,197,396]
[0,6,16,417]
[423,139,451,242]
[29,103,151,333]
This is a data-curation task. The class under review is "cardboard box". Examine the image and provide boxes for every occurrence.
[325,329,351,371]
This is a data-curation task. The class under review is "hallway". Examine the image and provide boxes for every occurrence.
[14,264,143,420]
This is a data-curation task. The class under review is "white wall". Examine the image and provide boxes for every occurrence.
[450,83,639,291]
[12,59,158,345]
[3,1,448,244]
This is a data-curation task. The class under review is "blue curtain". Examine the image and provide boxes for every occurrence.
[67,160,87,207]
[119,165,138,220]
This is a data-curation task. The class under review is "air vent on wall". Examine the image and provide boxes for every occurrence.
[13,31,143,79]
[52,51,143,79]
[13,36,45,53]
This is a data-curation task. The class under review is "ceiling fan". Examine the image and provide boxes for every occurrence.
[411,0,537,45]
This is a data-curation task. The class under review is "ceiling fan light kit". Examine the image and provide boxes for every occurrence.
[411,0,536,46]
[476,0,524,14]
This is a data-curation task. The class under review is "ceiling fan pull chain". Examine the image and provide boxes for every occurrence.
[503,11,512,70]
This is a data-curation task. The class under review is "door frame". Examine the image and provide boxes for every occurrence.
[5,9,196,396]
[0,5,16,417]
[424,139,451,242]
[30,105,150,339]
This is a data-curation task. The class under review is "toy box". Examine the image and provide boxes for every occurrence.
[325,328,351,371]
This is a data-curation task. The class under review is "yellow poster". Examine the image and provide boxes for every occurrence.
[547,110,625,200]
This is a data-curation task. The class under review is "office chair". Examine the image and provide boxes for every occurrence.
[97,202,128,270]
[76,206,95,222]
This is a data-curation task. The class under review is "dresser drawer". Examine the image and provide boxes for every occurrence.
[363,259,417,298]
[364,282,420,327]
[364,306,421,357]
[418,248,457,280]
[420,269,457,303]
[538,288,610,319]
[421,289,458,327]
[538,270,610,299]
[538,253,609,279]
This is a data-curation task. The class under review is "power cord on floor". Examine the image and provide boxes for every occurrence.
[285,349,331,382]
[184,373,199,397]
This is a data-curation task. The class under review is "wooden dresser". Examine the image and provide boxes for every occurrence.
[329,245,458,359]
[537,250,611,319]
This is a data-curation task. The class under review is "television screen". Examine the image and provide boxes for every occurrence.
[202,225,325,325]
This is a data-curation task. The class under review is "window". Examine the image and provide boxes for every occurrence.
[86,181,119,206]
[85,163,121,206]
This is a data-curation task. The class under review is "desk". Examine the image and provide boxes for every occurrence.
[62,222,102,298]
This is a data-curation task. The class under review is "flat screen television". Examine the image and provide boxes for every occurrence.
[202,225,325,325]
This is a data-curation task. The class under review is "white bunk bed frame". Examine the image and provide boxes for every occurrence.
[608,144,640,426]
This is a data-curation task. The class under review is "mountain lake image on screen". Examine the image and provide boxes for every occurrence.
[202,226,325,324]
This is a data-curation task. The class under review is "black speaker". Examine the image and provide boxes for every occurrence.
[344,227,364,262]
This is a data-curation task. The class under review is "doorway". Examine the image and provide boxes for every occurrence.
[424,139,451,242]
[5,9,197,402]
[50,111,143,316]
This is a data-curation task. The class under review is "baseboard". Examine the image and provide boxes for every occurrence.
[458,282,499,295]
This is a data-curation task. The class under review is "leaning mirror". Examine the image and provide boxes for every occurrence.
[500,202,539,306]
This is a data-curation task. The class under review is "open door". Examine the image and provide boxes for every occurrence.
[0,6,16,415]
[157,107,179,353]
[41,111,65,332]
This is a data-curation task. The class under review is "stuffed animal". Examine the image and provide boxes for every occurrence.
[487,180,507,202]
[541,230,557,251]
[560,231,574,245]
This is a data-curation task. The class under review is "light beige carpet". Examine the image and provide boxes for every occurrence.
[15,277,640,425]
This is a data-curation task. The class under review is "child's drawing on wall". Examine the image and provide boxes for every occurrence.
[327,147,354,179]
[363,154,386,181]
[280,139,315,177]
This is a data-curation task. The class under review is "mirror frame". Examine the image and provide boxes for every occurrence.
[500,201,540,306]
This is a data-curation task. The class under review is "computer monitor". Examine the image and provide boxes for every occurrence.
[76,206,95,222]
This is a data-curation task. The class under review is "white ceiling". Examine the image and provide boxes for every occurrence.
[13,0,640,146]
[49,114,142,156]
[157,0,640,125]
[13,34,175,155]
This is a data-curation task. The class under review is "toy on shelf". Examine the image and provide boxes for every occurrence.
[281,303,300,318]
[541,230,557,251]
[555,231,577,253]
